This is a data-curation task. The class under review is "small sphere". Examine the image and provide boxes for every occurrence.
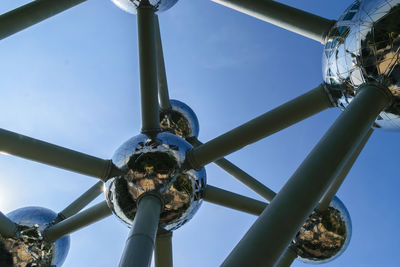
[0,207,70,267]
[323,0,400,129]
[160,99,200,140]
[292,197,352,264]
[105,132,206,231]
[111,0,179,14]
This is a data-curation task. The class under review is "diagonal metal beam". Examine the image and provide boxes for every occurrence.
[221,84,390,267]
[0,128,123,181]
[203,185,267,216]
[43,201,112,242]
[185,84,333,170]
[0,211,18,238]
[137,4,160,133]
[211,0,335,44]
[275,247,298,267]
[155,15,171,111]
[0,0,87,41]
[155,231,173,267]
[190,137,276,201]
[317,128,374,210]
[119,195,162,267]
[55,181,105,222]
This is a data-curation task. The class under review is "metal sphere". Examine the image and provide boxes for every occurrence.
[292,197,352,264]
[0,207,70,267]
[105,132,206,231]
[160,99,200,140]
[323,0,400,129]
[111,0,179,14]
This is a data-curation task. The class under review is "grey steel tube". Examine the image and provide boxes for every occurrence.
[186,84,333,170]
[155,15,171,111]
[56,181,104,222]
[0,211,17,238]
[137,5,160,133]
[203,185,267,216]
[221,84,391,267]
[0,128,122,181]
[211,0,335,43]
[275,248,297,267]
[119,195,162,267]
[43,201,111,242]
[0,0,86,40]
[155,231,173,267]
[317,128,374,210]
[190,138,276,201]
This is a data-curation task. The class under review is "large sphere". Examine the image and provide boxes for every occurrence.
[111,0,178,14]
[292,197,352,264]
[323,0,400,129]
[106,132,206,231]
[0,207,70,267]
[160,99,200,140]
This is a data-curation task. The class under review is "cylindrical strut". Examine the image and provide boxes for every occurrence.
[221,84,391,267]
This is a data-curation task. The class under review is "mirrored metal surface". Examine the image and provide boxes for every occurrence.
[160,99,200,140]
[106,132,206,231]
[292,196,352,264]
[0,207,70,267]
[323,0,400,129]
[111,0,179,14]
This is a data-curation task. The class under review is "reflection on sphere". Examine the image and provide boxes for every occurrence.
[111,0,179,14]
[106,132,206,231]
[0,207,70,267]
[323,0,400,129]
[293,197,352,264]
[160,99,200,140]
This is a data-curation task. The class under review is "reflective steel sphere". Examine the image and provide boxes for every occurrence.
[106,132,206,231]
[160,99,200,140]
[323,0,400,129]
[0,207,70,267]
[292,197,352,264]
[111,0,179,13]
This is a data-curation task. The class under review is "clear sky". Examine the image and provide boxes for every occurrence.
[0,0,399,266]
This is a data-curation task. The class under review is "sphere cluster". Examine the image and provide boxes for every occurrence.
[323,0,400,129]
[111,0,179,13]
[160,99,200,140]
[0,207,70,267]
[105,132,206,231]
[292,197,352,264]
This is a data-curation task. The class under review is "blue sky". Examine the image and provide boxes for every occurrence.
[0,0,399,266]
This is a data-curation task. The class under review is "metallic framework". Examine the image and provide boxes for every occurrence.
[0,0,398,266]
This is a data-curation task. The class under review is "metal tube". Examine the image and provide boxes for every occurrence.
[0,128,122,181]
[155,15,171,111]
[119,195,162,267]
[186,84,333,169]
[0,0,86,40]
[43,201,111,242]
[155,231,173,267]
[190,138,276,201]
[203,185,267,216]
[0,211,17,238]
[275,248,297,267]
[137,5,160,133]
[55,181,105,222]
[317,128,374,210]
[221,84,391,267]
[211,0,335,43]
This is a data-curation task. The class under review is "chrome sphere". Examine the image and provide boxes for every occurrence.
[323,0,400,129]
[111,0,178,14]
[0,207,70,267]
[292,197,352,264]
[160,99,200,140]
[106,132,206,231]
